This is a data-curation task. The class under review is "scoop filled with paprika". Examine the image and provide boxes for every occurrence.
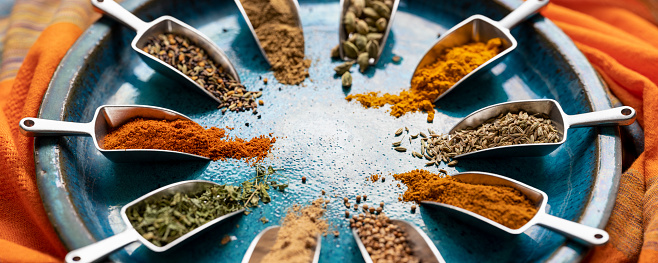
[19,105,210,162]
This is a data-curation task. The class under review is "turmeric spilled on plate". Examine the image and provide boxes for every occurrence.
[346,38,503,122]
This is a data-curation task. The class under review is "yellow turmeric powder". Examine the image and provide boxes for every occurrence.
[346,38,503,122]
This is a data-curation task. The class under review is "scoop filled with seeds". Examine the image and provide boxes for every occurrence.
[91,0,244,107]
[439,99,636,159]
[350,212,446,263]
[335,0,399,73]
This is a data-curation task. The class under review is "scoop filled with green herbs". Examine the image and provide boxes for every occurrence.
[65,165,287,263]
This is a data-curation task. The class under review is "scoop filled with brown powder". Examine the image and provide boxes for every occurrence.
[240,0,311,85]
[103,118,275,163]
[260,198,328,263]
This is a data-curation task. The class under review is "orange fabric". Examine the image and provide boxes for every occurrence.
[542,1,658,262]
[0,22,82,262]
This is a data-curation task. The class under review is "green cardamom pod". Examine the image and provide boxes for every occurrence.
[369,26,378,33]
[331,44,340,58]
[365,0,374,8]
[372,2,391,18]
[357,52,370,72]
[366,40,379,59]
[356,20,369,35]
[334,61,354,75]
[363,7,380,19]
[376,17,387,31]
[341,71,352,87]
[384,0,393,8]
[365,17,376,26]
[353,5,363,17]
[355,34,367,51]
[366,33,383,41]
[342,41,359,58]
[353,0,365,9]
[344,11,356,34]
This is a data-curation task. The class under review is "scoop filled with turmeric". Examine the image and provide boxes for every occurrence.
[346,38,503,122]
[103,118,275,163]
[392,169,537,229]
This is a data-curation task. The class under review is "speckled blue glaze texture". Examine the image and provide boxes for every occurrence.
[35,0,621,262]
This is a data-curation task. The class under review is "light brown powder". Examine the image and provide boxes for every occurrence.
[261,198,328,263]
[242,0,311,85]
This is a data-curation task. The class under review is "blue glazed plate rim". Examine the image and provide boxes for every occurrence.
[33,0,621,262]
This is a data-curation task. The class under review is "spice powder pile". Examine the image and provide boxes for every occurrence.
[393,169,537,229]
[346,38,503,122]
[261,198,329,263]
[242,0,311,85]
[103,118,275,162]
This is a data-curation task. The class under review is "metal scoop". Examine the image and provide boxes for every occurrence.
[412,0,549,102]
[234,0,304,66]
[338,0,400,65]
[19,105,209,162]
[64,180,245,263]
[91,0,241,103]
[421,171,609,246]
[448,99,636,159]
[241,226,321,263]
[352,219,446,263]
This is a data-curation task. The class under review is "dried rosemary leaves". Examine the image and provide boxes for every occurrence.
[127,165,286,247]
[394,111,560,166]
[143,33,261,114]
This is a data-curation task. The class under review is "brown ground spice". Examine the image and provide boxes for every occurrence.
[393,169,537,229]
[103,118,275,163]
[261,198,329,263]
[243,0,311,85]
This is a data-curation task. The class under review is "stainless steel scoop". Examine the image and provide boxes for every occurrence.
[91,0,241,103]
[448,99,636,159]
[421,171,609,246]
[19,105,209,162]
[234,0,304,66]
[65,180,245,263]
[338,0,400,65]
[412,0,549,102]
[241,226,321,263]
[352,219,446,263]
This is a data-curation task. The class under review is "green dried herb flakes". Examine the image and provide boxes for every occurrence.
[127,184,243,247]
[127,165,287,247]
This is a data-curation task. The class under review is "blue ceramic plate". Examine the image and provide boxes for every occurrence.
[36,0,621,262]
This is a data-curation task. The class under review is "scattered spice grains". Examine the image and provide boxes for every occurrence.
[346,38,503,122]
[350,213,420,263]
[242,0,311,84]
[103,118,275,163]
[261,198,329,263]
[143,33,261,113]
[393,169,538,229]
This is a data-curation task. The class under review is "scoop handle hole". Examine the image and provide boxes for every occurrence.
[23,119,35,127]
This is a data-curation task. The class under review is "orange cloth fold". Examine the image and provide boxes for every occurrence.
[543,1,658,262]
[0,22,82,263]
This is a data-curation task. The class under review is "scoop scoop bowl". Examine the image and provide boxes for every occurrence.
[64,180,245,263]
[448,99,636,159]
[91,0,240,103]
[412,0,549,102]
[241,226,321,263]
[421,171,609,246]
[19,105,209,162]
[234,0,304,66]
[338,0,400,65]
[352,219,446,263]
